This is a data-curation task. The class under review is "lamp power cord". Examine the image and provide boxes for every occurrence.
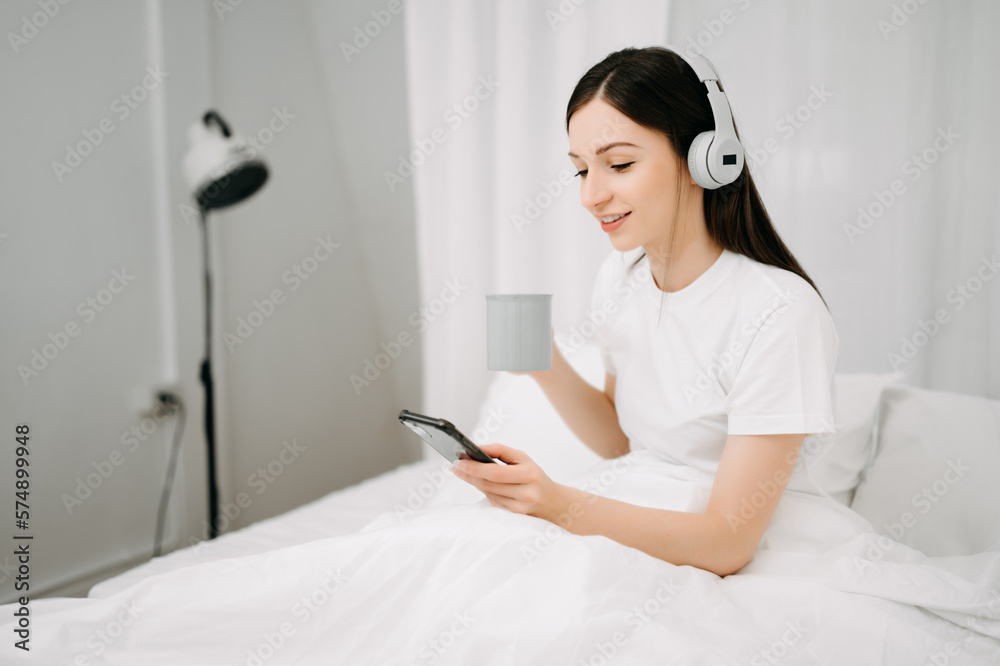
[152,392,186,558]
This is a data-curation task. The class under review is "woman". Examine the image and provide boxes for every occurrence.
[5,47,990,666]
[453,45,841,577]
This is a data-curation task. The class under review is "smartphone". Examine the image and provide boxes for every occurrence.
[398,409,498,464]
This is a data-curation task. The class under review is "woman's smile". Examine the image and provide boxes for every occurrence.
[600,211,630,232]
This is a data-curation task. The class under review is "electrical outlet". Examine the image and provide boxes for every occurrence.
[134,385,182,419]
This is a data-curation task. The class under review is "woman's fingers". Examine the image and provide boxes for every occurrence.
[454,465,521,498]
[470,476,523,500]
[454,443,556,517]
[477,443,531,465]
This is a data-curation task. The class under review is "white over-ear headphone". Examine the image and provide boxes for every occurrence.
[677,51,745,190]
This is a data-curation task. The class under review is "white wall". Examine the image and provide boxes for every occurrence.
[0,0,421,603]
[203,0,426,530]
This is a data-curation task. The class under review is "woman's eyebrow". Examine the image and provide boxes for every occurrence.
[568,141,640,158]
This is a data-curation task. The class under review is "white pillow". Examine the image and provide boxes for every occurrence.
[407,340,605,515]
[467,338,604,482]
[805,373,906,505]
[849,384,1000,557]
[470,340,901,508]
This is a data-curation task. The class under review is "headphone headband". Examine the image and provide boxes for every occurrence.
[682,52,719,85]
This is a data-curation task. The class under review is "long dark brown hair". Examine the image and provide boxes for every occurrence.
[566,46,827,310]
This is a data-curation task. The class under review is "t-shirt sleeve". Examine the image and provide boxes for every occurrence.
[590,253,617,375]
[725,283,838,436]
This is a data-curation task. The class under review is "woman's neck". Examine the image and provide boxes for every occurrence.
[646,225,723,294]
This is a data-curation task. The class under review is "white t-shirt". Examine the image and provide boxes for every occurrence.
[590,246,838,494]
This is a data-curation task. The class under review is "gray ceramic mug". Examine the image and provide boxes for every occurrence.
[486,294,552,371]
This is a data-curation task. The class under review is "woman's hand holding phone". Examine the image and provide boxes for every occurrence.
[451,443,566,520]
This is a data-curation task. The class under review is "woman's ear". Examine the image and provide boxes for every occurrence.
[679,155,697,188]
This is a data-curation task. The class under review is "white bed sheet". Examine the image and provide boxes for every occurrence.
[3,338,999,664]
[2,448,999,665]
[90,455,456,598]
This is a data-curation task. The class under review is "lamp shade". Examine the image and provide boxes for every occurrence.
[182,110,268,211]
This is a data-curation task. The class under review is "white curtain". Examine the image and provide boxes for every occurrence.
[403,0,1000,437]
[403,0,671,432]
[665,0,1000,398]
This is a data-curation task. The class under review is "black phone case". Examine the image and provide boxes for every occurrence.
[398,409,497,464]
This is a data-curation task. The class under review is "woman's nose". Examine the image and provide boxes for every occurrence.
[580,172,611,211]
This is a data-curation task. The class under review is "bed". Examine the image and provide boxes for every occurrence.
[4,339,1000,664]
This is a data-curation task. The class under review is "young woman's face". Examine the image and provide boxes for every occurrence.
[567,97,691,255]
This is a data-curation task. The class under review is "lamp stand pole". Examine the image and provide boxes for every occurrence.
[198,207,220,539]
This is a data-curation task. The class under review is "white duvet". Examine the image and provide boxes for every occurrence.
[3,449,999,665]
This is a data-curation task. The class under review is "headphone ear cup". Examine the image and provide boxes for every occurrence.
[687,131,720,189]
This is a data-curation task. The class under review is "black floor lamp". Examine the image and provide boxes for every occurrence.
[182,110,268,538]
